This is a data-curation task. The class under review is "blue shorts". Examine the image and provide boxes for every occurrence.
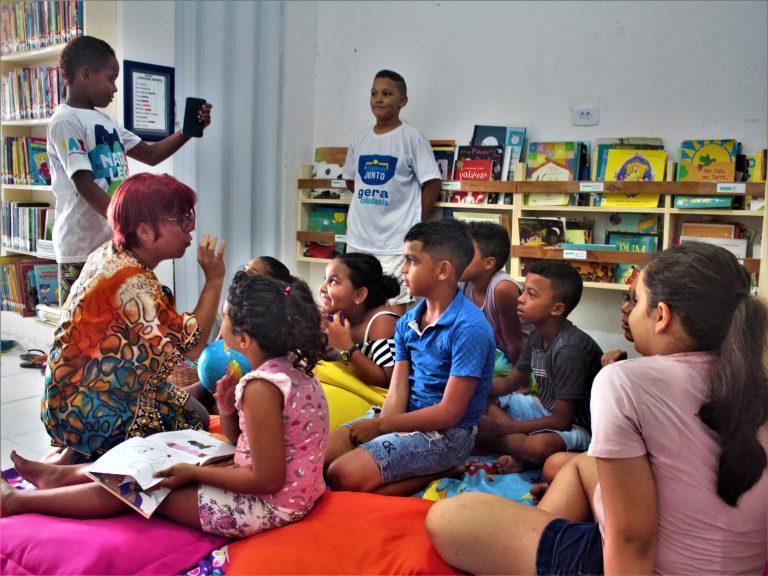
[345,409,476,484]
[536,518,603,576]
[498,393,591,451]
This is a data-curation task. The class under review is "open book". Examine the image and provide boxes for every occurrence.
[86,430,235,518]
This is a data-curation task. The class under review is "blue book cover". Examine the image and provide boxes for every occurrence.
[33,263,58,306]
[26,137,51,185]
[606,232,659,253]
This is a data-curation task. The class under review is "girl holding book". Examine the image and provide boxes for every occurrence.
[3,271,329,538]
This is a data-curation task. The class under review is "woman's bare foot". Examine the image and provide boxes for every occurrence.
[0,477,19,517]
[10,451,83,489]
[494,454,525,474]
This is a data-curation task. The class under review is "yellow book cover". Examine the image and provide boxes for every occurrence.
[676,140,738,182]
[601,149,667,208]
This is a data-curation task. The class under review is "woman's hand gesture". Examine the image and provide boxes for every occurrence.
[198,234,226,284]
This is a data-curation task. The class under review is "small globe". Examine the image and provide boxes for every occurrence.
[197,339,252,393]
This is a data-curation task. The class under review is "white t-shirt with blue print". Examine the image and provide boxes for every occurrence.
[47,104,140,263]
[343,122,440,255]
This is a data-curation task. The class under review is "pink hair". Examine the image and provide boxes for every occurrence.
[108,173,197,249]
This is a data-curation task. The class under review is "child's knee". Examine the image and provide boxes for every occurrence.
[325,458,379,492]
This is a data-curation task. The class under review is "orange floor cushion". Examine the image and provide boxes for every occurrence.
[227,491,460,575]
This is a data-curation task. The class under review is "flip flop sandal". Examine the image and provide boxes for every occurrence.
[20,354,47,369]
[1,339,17,353]
[20,348,46,362]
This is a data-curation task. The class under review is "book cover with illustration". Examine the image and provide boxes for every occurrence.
[614,263,643,285]
[606,213,659,235]
[599,149,666,208]
[606,232,659,253]
[86,430,235,518]
[518,217,566,247]
[592,137,664,181]
[456,146,505,181]
[33,262,58,306]
[526,141,581,205]
[26,137,51,185]
[471,126,526,181]
[676,139,740,182]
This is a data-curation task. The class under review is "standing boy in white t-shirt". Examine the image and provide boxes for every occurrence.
[342,70,441,311]
[47,36,212,305]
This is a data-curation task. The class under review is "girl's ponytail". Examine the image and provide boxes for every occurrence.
[699,292,768,506]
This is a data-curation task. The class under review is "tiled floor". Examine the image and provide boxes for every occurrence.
[1,345,53,470]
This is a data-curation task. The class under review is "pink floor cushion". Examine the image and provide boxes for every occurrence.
[0,512,229,575]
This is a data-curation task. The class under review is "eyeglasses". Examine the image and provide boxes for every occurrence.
[167,210,195,233]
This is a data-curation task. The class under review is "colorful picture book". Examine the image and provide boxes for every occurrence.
[431,140,457,182]
[599,149,667,208]
[525,141,582,206]
[678,236,748,258]
[592,137,664,181]
[606,213,659,235]
[606,232,659,253]
[26,137,50,185]
[86,430,235,518]
[33,262,58,306]
[673,196,734,209]
[676,139,740,182]
[455,146,504,180]
[518,217,566,247]
[470,126,526,181]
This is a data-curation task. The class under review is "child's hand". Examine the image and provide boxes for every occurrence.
[214,368,239,415]
[153,462,199,489]
[198,234,226,283]
[601,349,628,367]
[349,418,383,445]
[324,311,354,351]
[198,103,213,129]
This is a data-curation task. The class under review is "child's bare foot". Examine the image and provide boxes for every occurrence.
[0,477,19,517]
[494,454,525,474]
[10,450,70,489]
[530,482,549,504]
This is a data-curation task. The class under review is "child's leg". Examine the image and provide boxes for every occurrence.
[426,491,558,575]
[155,485,203,530]
[537,452,597,521]
[494,431,566,473]
[325,446,382,492]
[0,477,126,518]
[373,463,465,497]
[11,450,91,488]
[323,425,356,471]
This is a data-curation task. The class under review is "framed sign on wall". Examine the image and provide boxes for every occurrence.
[123,60,175,141]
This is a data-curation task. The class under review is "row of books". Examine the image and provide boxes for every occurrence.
[1,0,83,55]
[1,65,65,122]
[1,201,54,254]
[0,256,58,318]
[2,136,51,185]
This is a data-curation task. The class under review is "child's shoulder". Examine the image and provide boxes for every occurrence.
[553,320,603,356]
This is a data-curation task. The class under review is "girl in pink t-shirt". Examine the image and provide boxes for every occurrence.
[2,273,329,538]
[425,243,767,575]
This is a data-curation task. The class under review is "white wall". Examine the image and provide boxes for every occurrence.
[114,1,177,287]
[305,0,768,354]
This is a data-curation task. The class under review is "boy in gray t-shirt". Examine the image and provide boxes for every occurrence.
[476,261,603,473]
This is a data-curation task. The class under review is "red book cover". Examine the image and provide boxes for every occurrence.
[454,158,492,181]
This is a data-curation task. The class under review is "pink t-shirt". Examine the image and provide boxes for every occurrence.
[589,353,768,575]
[234,356,329,510]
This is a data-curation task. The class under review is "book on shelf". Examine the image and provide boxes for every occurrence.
[1,1,84,55]
[561,242,614,251]
[27,137,51,185]
[678,236,748,259]
[614,263,643,285]
[35,302,60,326]
[564,218,594,244]
[606,232,659,253]
[455,145,504,180]
[431,140,457,182]
[673,195,734,209]
[598,149,667,208]
[33,262,58,307]
[676,139,740,182]
[680,221,738,239]
[14,258,52,317]
[522,258,616,284]
[745,150,766,182]
[525,141,583,206]
[518,217,566,247]
[86,430,235,518]
[592,137,665,181]
[607,213,659,235]
[448,210,507,227]
[310,152,345,199]
[470,126,526,181]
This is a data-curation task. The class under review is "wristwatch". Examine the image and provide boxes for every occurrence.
[339,345,358,362]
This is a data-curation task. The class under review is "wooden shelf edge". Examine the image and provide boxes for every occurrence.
[296,230,345,243]
[512,246,653,265]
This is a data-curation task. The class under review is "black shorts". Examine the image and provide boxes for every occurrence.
[535,518,604,576]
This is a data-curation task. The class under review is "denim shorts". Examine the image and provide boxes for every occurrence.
[498,393,591,452]
[345,408,476,484]
[536,518,604,576]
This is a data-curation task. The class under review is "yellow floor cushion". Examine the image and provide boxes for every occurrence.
[314,360,387,429]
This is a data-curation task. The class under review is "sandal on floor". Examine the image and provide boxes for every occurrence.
[20,348,46,361]
[20,353,47,369]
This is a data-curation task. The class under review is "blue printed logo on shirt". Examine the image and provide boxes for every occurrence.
[89,124,128,190]
[358,155,397,185]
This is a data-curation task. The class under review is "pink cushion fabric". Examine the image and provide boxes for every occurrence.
[0,513,228,575]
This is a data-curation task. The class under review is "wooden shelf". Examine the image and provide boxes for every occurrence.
[1,44,64,65]
[296,230,345,243]
[2,184,53,192]
[1,118,52,127]
[512,246,653,265]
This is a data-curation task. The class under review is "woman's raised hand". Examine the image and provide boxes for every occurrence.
[198,234,226,283]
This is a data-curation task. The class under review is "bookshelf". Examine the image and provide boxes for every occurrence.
[1,0,116,331]
[296,157,767,299]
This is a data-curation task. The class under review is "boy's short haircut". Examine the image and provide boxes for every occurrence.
[526,261,583,317]
[467,221,511,272]
[59,35,115,85]
[404,219,474,279]
[374,69,407,96]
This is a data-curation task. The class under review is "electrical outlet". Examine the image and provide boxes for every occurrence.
[571,106,600,126]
